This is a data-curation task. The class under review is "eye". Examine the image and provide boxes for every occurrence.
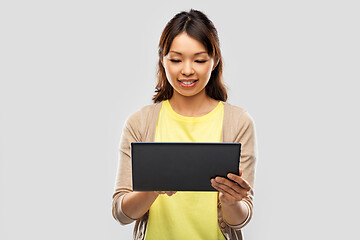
[169,59,181,63]
[195,60,207,63]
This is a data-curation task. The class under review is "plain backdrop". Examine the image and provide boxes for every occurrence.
[1,0,359,239]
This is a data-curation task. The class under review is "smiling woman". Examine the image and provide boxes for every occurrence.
[112,9,258,240]
[162,32,216,101]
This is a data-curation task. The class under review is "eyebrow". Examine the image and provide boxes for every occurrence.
[169,51,208,56]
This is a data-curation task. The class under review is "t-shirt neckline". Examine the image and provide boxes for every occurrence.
[163,99,223,122]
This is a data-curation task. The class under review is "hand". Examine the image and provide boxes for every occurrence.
[210,169,251,206]
[154,191,177,197]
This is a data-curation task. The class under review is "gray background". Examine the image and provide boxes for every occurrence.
[1,0,359,239]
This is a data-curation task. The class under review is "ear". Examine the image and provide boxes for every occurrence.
[160,56,165,68]
[212,58,219,71]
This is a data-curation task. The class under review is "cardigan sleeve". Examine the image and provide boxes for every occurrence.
[112,110,142,225]
[226,109,258,231]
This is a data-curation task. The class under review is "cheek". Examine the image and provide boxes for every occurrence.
[165,65,180,80]
[197,64,213,78]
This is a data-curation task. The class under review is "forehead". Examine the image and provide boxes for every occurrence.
[169,32,208,56]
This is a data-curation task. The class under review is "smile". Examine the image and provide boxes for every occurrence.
[178,80,198,87]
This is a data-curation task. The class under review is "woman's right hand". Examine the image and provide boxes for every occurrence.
[122,191,176,220]
[155,191,177,196]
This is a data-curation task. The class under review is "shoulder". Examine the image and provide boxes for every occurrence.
[125,101,162,127]
[222,101,255,125]
[222,101,257,143]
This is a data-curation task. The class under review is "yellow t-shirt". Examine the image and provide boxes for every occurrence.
[144,99,226,240]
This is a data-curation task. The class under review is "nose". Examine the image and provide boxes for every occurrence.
[181,61,194,76]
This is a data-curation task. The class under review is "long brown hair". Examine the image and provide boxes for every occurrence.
[152,9,228,103]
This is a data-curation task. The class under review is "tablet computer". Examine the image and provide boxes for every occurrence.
[131,142,241,191]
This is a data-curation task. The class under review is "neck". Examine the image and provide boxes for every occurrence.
[168,89,218,117]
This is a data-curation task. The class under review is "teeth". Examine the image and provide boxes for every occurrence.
[180,81,196,85]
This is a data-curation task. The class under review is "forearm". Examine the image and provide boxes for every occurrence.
[221,200,249,226]
[122,191,159,220]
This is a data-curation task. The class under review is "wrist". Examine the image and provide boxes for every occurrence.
[220,199,241,208]
[221,200,249,226]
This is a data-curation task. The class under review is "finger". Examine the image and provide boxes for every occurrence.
[214,176,245,195]
[211,180,238,202]
[217,181,247,201]
[239,168,243,176]
[227,173,251,191]
[211,178,245,201]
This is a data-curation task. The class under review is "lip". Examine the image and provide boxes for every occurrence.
[178,79,197,81]
[178,79,198,88]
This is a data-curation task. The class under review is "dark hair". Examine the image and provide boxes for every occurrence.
[152,9,228,103]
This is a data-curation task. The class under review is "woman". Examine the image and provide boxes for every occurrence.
[112,9,257,240]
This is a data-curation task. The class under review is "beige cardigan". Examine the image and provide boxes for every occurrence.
[112,101,257,240]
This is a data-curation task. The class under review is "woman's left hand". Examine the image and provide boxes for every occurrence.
[210,169,251,206]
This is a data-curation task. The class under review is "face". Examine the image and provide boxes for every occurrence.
[162,32,216,98]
